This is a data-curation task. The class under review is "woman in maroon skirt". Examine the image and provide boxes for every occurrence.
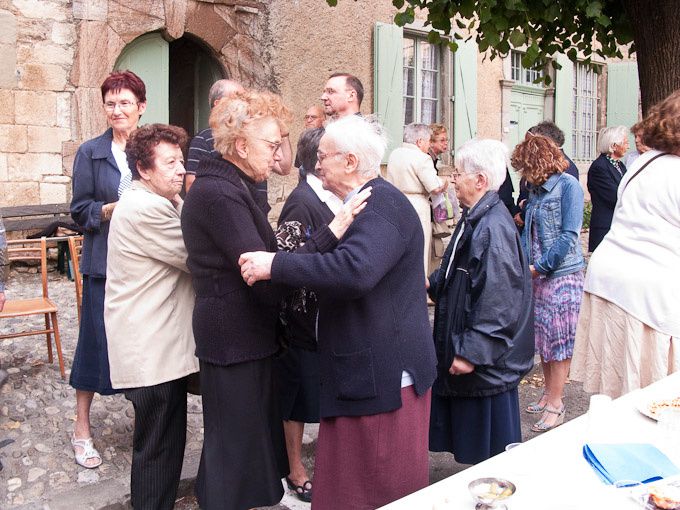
[239,114,437,509]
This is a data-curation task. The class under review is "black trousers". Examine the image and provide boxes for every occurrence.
[124,376,188,510]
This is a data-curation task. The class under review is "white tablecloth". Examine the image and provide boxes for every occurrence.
[380,372,680,510]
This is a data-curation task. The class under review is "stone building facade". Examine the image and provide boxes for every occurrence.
[0,0,639,214]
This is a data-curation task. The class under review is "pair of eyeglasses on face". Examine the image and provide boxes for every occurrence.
[304,115,320,121]
[104,101,137,111]
[255,137,283,154]
[316,151,345,163]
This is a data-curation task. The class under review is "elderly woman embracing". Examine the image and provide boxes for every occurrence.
[104,123,198,509]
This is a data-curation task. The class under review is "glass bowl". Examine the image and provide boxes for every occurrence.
[468,477,516,509]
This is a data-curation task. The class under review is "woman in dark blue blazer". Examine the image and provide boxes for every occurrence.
[587,126,629,251]
[69,70,146,469]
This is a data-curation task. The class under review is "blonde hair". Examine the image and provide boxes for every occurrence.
[210,89,292,157]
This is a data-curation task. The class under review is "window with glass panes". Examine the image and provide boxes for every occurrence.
[403,35,440,127]
[510,50,545,85]
[572,63,599,160]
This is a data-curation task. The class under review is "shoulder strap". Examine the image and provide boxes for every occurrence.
[621,152,668,194]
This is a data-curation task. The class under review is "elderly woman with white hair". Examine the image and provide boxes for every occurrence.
[239,115,437,509]
[587,125,629,251]
[386,122,448,274]
[428,139,534,464]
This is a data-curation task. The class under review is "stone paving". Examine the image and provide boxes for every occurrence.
[0,254,593,509]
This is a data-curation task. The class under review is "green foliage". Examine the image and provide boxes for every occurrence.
[325,0,634,83]
[582,200,592,231]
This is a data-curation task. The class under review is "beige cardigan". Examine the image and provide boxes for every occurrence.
[105,182,199,389]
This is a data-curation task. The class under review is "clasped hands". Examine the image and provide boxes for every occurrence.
[239,187,372,287]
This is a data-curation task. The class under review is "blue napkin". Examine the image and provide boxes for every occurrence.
[583,443,679,484]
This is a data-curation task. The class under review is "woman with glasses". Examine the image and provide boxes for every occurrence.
[428,139,534,464]
[69,70,147,469]
[181,90,366,510]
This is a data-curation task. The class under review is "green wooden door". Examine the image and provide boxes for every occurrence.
[194,53,222,132]
[115,33,169,126]
[374,22,404,163]
[607,62,639,147]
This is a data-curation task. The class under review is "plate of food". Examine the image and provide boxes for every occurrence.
[636,394,680,421]
[644,479,680,509]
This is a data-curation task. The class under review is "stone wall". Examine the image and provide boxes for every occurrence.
[0,0,271,208]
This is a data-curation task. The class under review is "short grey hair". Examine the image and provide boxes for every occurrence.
[208,79,244,108]
[454,138,509,192]
[403,123,431,144]
[324,115,387,178]
[597,125,628,154]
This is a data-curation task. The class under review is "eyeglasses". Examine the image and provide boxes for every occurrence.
[316,151,345,163]
[255,137,283,154]
[304,115,321,121]
[104,101,138,111]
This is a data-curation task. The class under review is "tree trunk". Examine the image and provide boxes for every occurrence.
[622,0,680,114]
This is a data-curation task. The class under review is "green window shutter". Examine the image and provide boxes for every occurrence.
[115,33,169,126]
[606,62,639,145]
[554,54,574,156]
[453,39,477,150]
[374,22,403,163]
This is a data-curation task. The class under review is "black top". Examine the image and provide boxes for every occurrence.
[428,191,534,398]
[277,180,335,351]
[181,157,337,366]
[271,177,437,418]
[587,153,627,251]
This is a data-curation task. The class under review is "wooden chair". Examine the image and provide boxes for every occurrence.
[0,237,66,379]
[67,236,84,323]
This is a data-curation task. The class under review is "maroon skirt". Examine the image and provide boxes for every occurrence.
[312,386,431,510]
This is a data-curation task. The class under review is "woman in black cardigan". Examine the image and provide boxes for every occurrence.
[181,91,365,510]
[587,125,629,251]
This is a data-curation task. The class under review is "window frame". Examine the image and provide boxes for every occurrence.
[402,32,445,129]
[572,61,601,161]
[510,50,546,87]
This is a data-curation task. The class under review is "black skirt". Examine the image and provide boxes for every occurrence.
[195,357,288,510]
[429,387,522,464]
[275,345,320,423]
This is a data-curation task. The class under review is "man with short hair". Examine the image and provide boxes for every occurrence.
[320,72,363,119]
[386,123,448,274]
[429,123,449,171]
[303,104,326,129]
[185,79,292,192]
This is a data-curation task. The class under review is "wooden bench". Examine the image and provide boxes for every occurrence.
[0,203,73,233]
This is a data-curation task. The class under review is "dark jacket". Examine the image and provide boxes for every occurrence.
[587,153,626,251]
[70,128,122,277]
[271,177,437,419]
[181,157,337,366]
[277,180,335,351]
[428,191,534,398]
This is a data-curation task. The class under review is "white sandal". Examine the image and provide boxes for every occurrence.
[71,434,102,469]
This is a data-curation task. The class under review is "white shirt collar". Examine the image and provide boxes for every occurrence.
[306,174,343,215]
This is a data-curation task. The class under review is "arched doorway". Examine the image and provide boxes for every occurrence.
[114,32,224,137]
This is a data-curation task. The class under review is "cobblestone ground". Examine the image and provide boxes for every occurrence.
[1,237,592,508]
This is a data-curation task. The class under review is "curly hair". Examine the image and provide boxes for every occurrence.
[511,135,568,186]
[210,89,293,157]
[126,124,189,179]
[429,123,447,140]
[528,120,565,147]
[101,70,146,103]
[633,89,680,154]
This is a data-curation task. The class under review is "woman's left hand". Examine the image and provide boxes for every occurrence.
[238,251,276,286]
[328,187,372,239]
[529,264,541,278]
[449,356,474,375]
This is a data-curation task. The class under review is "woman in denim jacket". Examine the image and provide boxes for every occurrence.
[512,135,585,432]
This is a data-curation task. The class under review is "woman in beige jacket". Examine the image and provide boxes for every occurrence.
[104,124,199,510]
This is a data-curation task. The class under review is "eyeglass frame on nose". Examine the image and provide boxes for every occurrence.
[316,151,345,164]
[103,101,138,111]
[254,137,283,155]
[304,114,321,121]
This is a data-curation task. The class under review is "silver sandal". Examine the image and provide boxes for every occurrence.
[71,434,102,469]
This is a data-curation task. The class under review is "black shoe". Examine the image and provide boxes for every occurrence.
[286,476,312,503]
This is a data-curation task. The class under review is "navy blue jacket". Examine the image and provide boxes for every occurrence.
[271,177,437,418]
[587,153,626,251]
[70,128,122,277]
[428,192,534,398]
